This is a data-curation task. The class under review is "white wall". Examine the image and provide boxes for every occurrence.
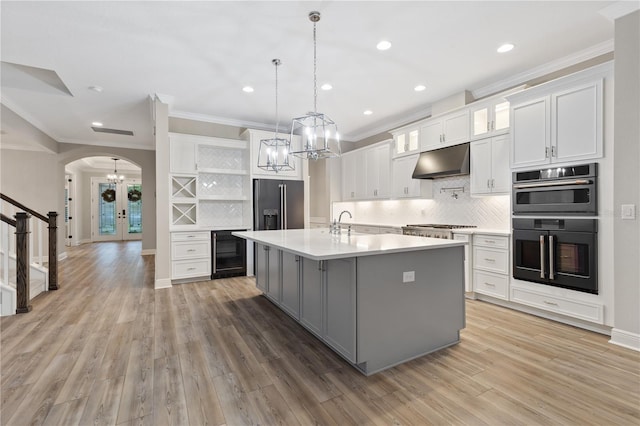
[612,10,640,347]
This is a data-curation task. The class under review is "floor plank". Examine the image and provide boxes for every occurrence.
[1,240,638,425]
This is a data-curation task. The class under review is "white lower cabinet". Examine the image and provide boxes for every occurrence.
[510,287,603,324]
[472,234,509,300]
[171,231,211,280]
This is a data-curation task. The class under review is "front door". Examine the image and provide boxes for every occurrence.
[92,178,142,242]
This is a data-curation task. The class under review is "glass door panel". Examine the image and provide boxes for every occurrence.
[124,183,143,240]
[92,178,142,242]
[494,101,510,131]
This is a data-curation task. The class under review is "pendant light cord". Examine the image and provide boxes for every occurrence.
[274,59,280,138]
[313,21,318,115]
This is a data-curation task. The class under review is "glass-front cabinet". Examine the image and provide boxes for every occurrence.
[471,99,510,140]
[391,126,420,158]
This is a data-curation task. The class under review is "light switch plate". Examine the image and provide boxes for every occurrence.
[403,271,415,283]
[621,204,636,220]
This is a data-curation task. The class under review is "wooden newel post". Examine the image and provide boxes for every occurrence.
[47,211,59,290]
[15,212,32,314]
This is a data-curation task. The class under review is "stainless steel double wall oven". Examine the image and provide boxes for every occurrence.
[512,163,598,294]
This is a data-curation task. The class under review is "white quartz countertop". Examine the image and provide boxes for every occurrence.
[233,229,465,261]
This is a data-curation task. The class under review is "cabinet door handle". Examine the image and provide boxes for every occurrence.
[442,134,445,142]
[551,146,557,158]
[491,120,495,130]
[487,121,490,132]
[545,147,550,158]
[491,179,495,188]
[487,179,490,188]
[544,300,558,306]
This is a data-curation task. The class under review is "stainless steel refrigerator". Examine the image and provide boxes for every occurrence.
[253,179,304,230]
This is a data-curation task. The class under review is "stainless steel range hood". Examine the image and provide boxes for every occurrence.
[412,143,470,179]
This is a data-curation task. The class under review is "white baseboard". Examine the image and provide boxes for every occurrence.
[155,278,172,289]
[141,249,156,256]
[609,328,640,352]
[77,239,91,245]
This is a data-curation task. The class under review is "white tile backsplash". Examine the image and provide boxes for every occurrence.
[332,176,510,229]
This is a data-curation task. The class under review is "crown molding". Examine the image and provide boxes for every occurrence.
[599,1,640,21]
[346,106,433,142]
[472,39,614,100]
[0,142,56,153]
[57,137,156,151]
[169,109,278,133]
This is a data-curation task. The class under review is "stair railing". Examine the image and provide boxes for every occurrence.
[0,193,58,292]
[1,212,32,312]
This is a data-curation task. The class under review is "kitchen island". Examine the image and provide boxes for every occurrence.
[233,228,466,375]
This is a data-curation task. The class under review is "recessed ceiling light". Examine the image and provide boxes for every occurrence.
[88,85,103,93]
[91,121,103,127]
[376,40,392,51]
[363,110,373,115]
[321,83,333,91]
[497,43,515,53]
[242,86,254,93]
[414,85,426,92]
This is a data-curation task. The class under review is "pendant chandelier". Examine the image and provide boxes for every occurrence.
[107,158,125,184]
[257,59,294,172]
[289,11,340,160]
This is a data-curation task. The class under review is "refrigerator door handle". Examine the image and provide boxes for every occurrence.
[283,184,288,229]
[279,184,284,229]
[540,235,546,279]
[549,235,555,280]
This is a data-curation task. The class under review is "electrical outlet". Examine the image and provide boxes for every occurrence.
[621,204,636,220]
[403,271,415,283]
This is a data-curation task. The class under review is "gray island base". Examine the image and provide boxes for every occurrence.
[233,229,466,375]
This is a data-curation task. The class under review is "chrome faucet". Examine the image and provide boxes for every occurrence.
[331,210,352,235]
[338,210,352,223]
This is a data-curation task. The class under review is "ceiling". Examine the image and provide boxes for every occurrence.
[0,1,616,151]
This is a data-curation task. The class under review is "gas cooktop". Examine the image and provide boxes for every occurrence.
[405,224,477,229]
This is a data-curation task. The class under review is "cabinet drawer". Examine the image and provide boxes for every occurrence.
[473,270,509,300]
[172,241,210,260]
[511,287,603,323]
[172,231,210,242]
[473,234,509,249]
[473,247,509,274]
[172,259,210,279]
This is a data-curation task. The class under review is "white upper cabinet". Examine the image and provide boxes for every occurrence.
[508,63,609,169]
[341,150,360,201]
[470,99,510,140]
[170,135,197,174]
[391,154,433,199]
[365,143,391,199]
[242,128,302,179]
[391,127,420,158]
[420,109,470,151]
[470,135,510,195]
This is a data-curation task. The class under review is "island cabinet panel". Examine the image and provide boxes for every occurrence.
[266,248,281,302]
[356,247,465,374]
[255,243,268,292]
[325,258,357,363]
[280,252,300,319]
[300,258,323,337]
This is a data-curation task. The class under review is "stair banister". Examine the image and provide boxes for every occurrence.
[15,212,32,313]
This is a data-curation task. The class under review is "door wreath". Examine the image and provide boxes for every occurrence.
[128,189,142,202]
[101,188,116,203]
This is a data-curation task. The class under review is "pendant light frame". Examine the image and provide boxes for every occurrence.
[257,59,295,173]
[289,11,341,160]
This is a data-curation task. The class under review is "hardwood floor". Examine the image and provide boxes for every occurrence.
[1,241,638,425]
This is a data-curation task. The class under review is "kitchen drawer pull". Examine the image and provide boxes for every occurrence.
[187,249,196,252]
[544,300,558,306]
[187,267,196,271]
[484,240,495,244]
[186,235,195,238]
[484,258,496,262]
[484,282,496,287]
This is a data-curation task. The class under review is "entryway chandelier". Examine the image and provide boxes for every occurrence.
[289,11,341,160]
[257,59,294,172]
[107,158,125,184]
